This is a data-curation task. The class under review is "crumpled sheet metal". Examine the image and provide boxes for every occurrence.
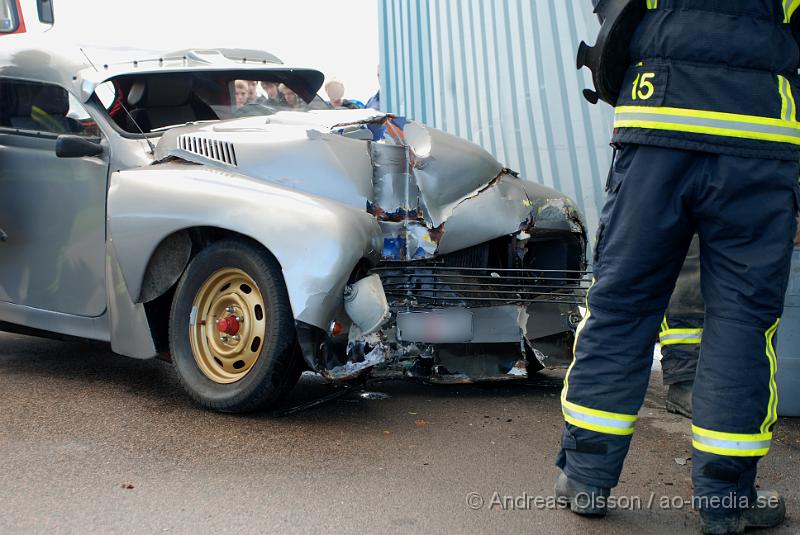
[368,117,502,228]
[361,116,584,261]
[436,174,532,255]
[160,113,583,267]
[322,330,389,381]
[330,302,569,382]
[324,341,388,381]
[530,196,585,233]
[368,142,420,222]
[368,125,441,261]
[407,123,504,228]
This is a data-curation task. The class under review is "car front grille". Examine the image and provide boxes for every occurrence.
[371,264,591,309]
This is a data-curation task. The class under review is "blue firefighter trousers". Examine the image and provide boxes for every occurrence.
[556,144,799,510]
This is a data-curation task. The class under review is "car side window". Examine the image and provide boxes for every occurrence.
[0,79,99,137]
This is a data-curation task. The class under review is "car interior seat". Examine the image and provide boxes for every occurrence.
[126,76,216,133]
[5,83,80,134]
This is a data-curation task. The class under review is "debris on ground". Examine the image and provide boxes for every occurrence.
[360,392,391,400]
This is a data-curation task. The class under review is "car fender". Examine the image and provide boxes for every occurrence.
[437,175,587,255]
[107,161,383,331]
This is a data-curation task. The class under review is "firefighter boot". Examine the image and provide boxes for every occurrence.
[666,380,693,418]
[555,471,610,516]
[699,490,786,534]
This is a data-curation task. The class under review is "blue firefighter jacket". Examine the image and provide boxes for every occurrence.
[610,0,800,160]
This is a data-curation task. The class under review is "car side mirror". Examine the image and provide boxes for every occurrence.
[56,135,103,158]
[37,0,54,24]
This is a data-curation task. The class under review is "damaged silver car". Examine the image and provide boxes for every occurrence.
[0,38,589,412]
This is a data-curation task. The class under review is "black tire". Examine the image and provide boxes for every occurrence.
[169,239,301,413]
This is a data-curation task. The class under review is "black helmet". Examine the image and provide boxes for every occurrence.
[577,0,647,106]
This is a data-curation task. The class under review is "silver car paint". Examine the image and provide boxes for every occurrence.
[107,161,383,331]
[0,123,108,317]
[404,123,504,228]
[106,235,157,358]
[155,112,380,210]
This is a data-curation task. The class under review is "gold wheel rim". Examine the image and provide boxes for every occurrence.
[189,268,267,384]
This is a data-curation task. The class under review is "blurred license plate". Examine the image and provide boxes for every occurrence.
[396,309,473,343]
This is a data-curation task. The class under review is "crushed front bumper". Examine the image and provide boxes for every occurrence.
[311,266,590,382]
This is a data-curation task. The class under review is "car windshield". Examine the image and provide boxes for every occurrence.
[98,70,330,135]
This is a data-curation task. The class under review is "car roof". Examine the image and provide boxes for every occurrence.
[0,34,325,102]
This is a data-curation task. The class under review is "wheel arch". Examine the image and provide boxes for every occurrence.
[138,226,283,353]
[107,164,383,355]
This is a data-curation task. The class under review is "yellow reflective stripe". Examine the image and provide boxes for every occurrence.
[563,413,635,436]
[778,76,796,123]
[647,0,658,9]
[30,105,66,134]
[562,277,593,404]
[562,399,637,436]
[692,441,770,457]
[562,399,638,422]
[615,105,800,145]
[659,327,702,345]
[660,328,702,335]
[693,426,772,442]
[779,76,789,122]
[660,315,669,332]
[615,105,800,128]
[760,320,780,434]
[615,119,800,145]
[692,425,772,457]
[787,78,797,122]
[784,0,800,22]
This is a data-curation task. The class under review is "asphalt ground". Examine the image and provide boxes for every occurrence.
[1,332,798,534]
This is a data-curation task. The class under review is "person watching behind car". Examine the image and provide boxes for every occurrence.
[246,80,258,104]
[234,80,249,110]
[258,81,283,107]
[325,79,345,108]
[279,84,301,109]
[324,79,364,109]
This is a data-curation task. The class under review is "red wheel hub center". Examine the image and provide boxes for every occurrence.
[216,315,241,336]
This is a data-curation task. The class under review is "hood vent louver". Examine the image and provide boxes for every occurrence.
[177,135,238,166]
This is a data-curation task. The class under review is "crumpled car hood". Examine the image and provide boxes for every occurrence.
[153,109,583,261]
[154,109,503,222]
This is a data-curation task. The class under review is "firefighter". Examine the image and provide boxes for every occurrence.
[660,236,703,418]
[665,225,800,420]
[557,1,800,533]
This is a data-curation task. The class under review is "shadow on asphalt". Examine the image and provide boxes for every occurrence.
[0,333,567,418]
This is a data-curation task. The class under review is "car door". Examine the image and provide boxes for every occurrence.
[0,78,109,317]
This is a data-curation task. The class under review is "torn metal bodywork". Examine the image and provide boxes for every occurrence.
[320,116,589,383]
[111,109,588,380]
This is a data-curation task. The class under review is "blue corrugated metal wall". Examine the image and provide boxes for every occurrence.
[378,0,613,235]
